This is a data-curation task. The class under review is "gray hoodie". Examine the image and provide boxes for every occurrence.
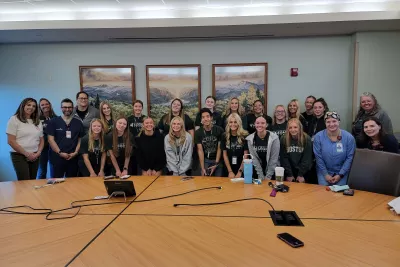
[164,132,193,175]
[72,105,100,134]
[246,131,280,180]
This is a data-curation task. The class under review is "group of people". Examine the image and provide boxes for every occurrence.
[6,91,398,186]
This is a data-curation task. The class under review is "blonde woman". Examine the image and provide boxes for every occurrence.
[222,113,249,178]
[135,117,166,176]
[164,117,193,176]
[221,97,246,129]
[270,105,288,140]
[79,119,107,177]
[279,118,312,183]
[287,99,307,131]
[99,101,114,134]
[158,98,194,139]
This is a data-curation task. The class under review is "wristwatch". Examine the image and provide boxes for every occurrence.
[339,174,344,178]
[123,167,128,171]
[238,169,243,172]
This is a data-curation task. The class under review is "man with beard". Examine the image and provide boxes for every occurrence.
[47,98,84,178]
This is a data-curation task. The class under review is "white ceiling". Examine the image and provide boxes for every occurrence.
[0,0,399,43]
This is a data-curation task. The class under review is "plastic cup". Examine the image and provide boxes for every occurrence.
[275,167,285,185]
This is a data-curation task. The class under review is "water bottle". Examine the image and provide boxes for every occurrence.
[243,154,253,184]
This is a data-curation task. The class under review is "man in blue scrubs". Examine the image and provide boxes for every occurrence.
[47,98,84,178]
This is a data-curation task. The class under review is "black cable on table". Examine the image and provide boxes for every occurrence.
[174,197,276,212]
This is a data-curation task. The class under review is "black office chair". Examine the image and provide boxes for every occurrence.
[348,149,400,196]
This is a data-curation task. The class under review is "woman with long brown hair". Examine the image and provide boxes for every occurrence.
[106,116,133,177]
[99,101,114,134]
[6,97,44,180]
[37,98,57,178]
[357,117,398,153]
[307,98,329,140]
[158,98,194,139]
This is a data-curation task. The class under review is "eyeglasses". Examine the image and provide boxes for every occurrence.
[78,97,88,100]
[61,106,73,109]
[361,92,372,96]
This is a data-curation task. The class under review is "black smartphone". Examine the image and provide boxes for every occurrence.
[343,189,354,196]
[277,233,304,248]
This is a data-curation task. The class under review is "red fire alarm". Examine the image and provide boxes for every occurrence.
[290,68,298,77]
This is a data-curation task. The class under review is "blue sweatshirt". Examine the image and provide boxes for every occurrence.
[313,129,355,185]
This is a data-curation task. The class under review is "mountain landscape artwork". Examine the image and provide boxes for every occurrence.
[80,66,135,117]
[213,63,268,114]
[147,65,201,123]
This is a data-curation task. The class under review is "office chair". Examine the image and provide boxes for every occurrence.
[348,149,400,196]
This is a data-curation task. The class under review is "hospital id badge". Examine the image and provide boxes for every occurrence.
[336,142,343,153]
[66,131,72,139]
[232,156,238,165]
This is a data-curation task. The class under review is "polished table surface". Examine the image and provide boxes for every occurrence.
[0,176,399,266]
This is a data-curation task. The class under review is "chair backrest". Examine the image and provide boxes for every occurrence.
[348,149,400,196]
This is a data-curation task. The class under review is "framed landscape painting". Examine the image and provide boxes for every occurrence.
[212,63,268,114]
[79,65,135,117]
[146,65,201,123]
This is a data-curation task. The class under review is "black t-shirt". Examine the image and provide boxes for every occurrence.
[76,108,88,121]
[301,112,313,125]
[128,115,145,137]
[194,126,224,160]
[80,135,102,167]
[195,111,223,128]
[246,114,273,134]
[221,134,249,173]
[158,114,194,135]
[308,116,326,138]
[105,132,134,167]
[270,121,287,140]
[254,132,270,174]
[105,119,114,134]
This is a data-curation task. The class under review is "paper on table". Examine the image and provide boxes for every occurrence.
[388,196,400,215]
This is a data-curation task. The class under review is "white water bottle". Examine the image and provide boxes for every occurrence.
[243,154,253,184]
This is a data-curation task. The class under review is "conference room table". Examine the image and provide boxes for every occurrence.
[0,176,399,267]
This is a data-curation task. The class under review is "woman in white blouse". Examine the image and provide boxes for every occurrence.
[6,98,44,180]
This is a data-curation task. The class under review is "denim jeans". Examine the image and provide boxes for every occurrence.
[37,147,54,179]
[204,158,223,177]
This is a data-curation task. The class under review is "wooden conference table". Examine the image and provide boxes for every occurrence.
[0,176,399,267]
